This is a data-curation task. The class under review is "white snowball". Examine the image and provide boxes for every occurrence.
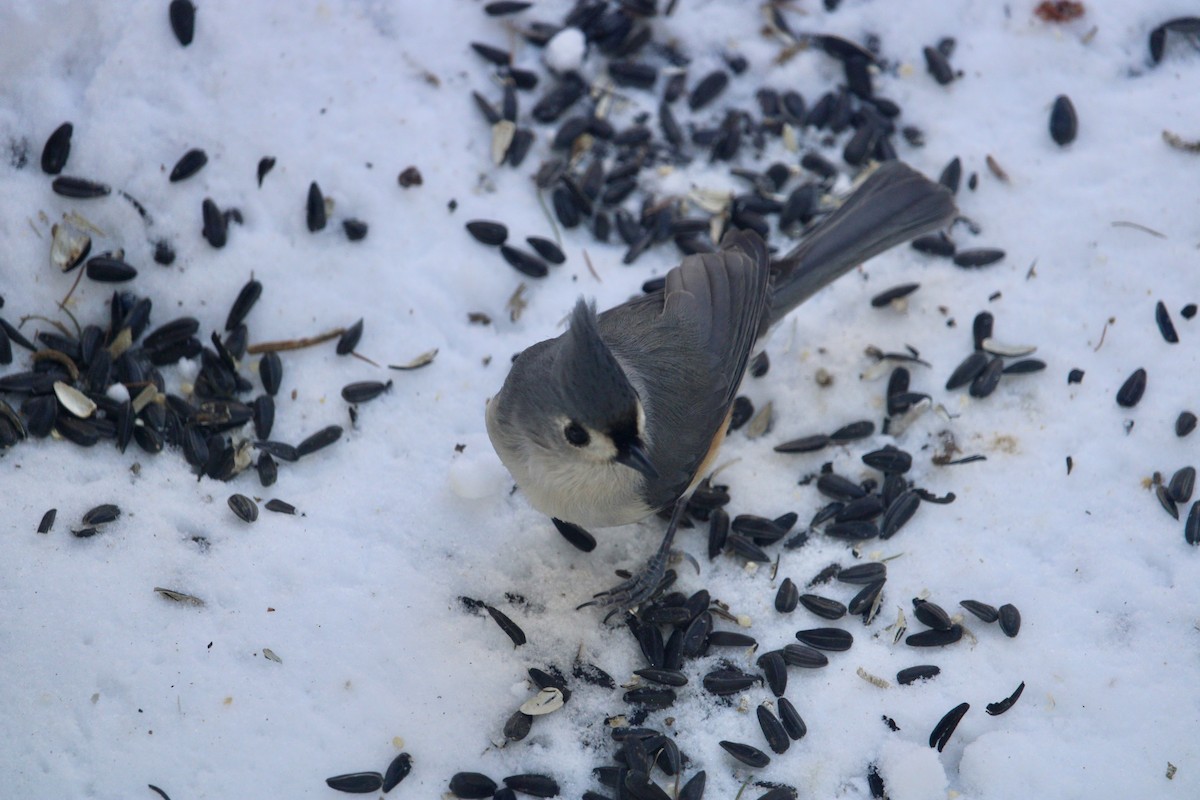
[544,27,586,73]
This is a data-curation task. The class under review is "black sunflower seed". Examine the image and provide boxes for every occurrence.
[84,255,137,283]
[340,380,391,404]
[848,580,885,617]
[251,395,274,440]
[880,490,920,539]
[702,668,759,695]
[837,562,886,585]
[911,232,956,257]
[709,630,756,648]
[719,740,769,769]
[871,283,920,308]
[1116,368,1146,407]
[382,752,413,792]
[169,0,196,46]
[486,604,526,646]
[1176,412,1197,437]
[825,520,879,541]
[731,514,787,544]
[959,600,998,623]
[774,434,829,453]
[526,236,565,264]
[499,245,549,278]
[897,665,940,685]
[681,612,712,658]
[169,148,207,182]
[202,198,227,247]
[471,41,510,66]
[337,319,363,355]
[342,218,368,241]
[729,396,754,431]
[258,352,282,396]
[624,687,676,709]
[41,122,73,175]
[449,772,497,798]
[256,157,275,186]
[634,667,687,687]
[264,499,295,515]
[72,526,99,538]
[929,702,969,752]
[551,517,595,552]
[1189,503,1200,546]
[781,643,829,669]
[1169,467,1196,504]
[707,506,729,559]
[795,627,853,652]
[923,46,954,85]
[296,424,342,456]
[228,493,258,522]
[256,452,278,487]
[1049,95,1077,146]
[969,356,1004,398]
[503,709,532,742]
[688,70,729,110]
[82,504,120,525]
[816,473,866,502]
[52,176,110,198]
[986,681,1025,716]
[799,594,846,620]
[225,279,262,331]
[325,772,382,794]
[913,599,953,631]
[954,248,1006,268]
[725,533,771,562]
[1183,303,1198,319]
[758,651,787,697]
[939,156,962,194]
[906,625,962,647]
[38,508,56,534]
[998,603,1021,637]
[757,704,790,754]
[862,446,912,475]
[835,495,884,523]
[775,578,799,613]
[306,182,327,232]
[609,60,658,89]
[1003,359,1046,375]
[531,74,586,123]
[1156,301,1179,344]
[829,420,875,443]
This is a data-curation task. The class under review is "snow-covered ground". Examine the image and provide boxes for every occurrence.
[1,1,1198,798]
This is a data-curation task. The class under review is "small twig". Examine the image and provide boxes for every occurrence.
[21,314,72,339]
[1093,316,1114,352]
[1163,129,1200,153]
[1111,220,1166,239]
[1025,258,1038,280]
[247,327,345,354]
[350,351,380,367]
[582,249,601,282]
[58,265,87,311]
[536,190,562,247]
[32,349,80,382]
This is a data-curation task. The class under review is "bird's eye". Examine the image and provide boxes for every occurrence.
[564,421,590,447]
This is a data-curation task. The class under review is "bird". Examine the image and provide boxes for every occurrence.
[486,160,956,608]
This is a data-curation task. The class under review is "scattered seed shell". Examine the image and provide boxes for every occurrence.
[897,665,941,685]
[986,681,1026,716]
[929,702,970,752]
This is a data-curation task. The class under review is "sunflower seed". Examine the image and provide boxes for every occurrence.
[757,704,790,754]
[906,625,962,647]
[923,46,954,84]
[929,702,969,752]
[169,0,196,46]
[871,283,920,308]
[340,380,392,405]
[938,156,962,193]
[49,221,92,273]
[913,599,953,631]
[986,681,1025,716]
[759,651,787,697]
[967,356,1004,398]
[834,563,884,585]
[499,245,549,278]
[625,687,676,709]
[520,687,565,716]
[1175,411,1197,437]
[792,627,852,652]
[848,580,885,617]
[897,665,940,685]
[1168,467,1196,505]
[703,668,759,695]
[471,41,510,66]
[799,594,846,620]
[324,772,383,794]
[958,599,998,623]
[1116,368,1147,407]
[169,148,207,182]
[82,504,120,525]
[953,248,1006,268]
[829,420,875,443]
[816,473,865,502]
[719,740,769,768]
[1049,95,1077,145]
[306,182,327,232]
[449,772,498,798]
[381,753,413,792]
[688,70,729,110]
[255,157,276,186]
[154,587,204,606]
[202,198,227,247]
[634,667,687,688]
[53,381,96,419]
[228,494,258,522]
[1152,300,1179,344]
[41,122,73,175]
[486,604,525,646]
[52,176,110,198]
[264,499,296,515]
[775,578,799,613]
[997,603,1021,637]
[37,508,57,533]
[911,233,955,257]
[1187,502,1200,546]
[781,643,829,668]
[774,434,829,453]
[681,612,712,658]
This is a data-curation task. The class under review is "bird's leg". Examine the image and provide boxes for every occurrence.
[577,496,689,612]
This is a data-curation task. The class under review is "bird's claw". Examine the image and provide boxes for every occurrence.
[576,549,676,613]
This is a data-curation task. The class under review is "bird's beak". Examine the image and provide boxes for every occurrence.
[615,438,659,480]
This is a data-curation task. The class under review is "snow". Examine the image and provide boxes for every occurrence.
[1,1,1199,799]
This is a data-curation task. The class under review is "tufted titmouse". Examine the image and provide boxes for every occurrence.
[486,161,956,607]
